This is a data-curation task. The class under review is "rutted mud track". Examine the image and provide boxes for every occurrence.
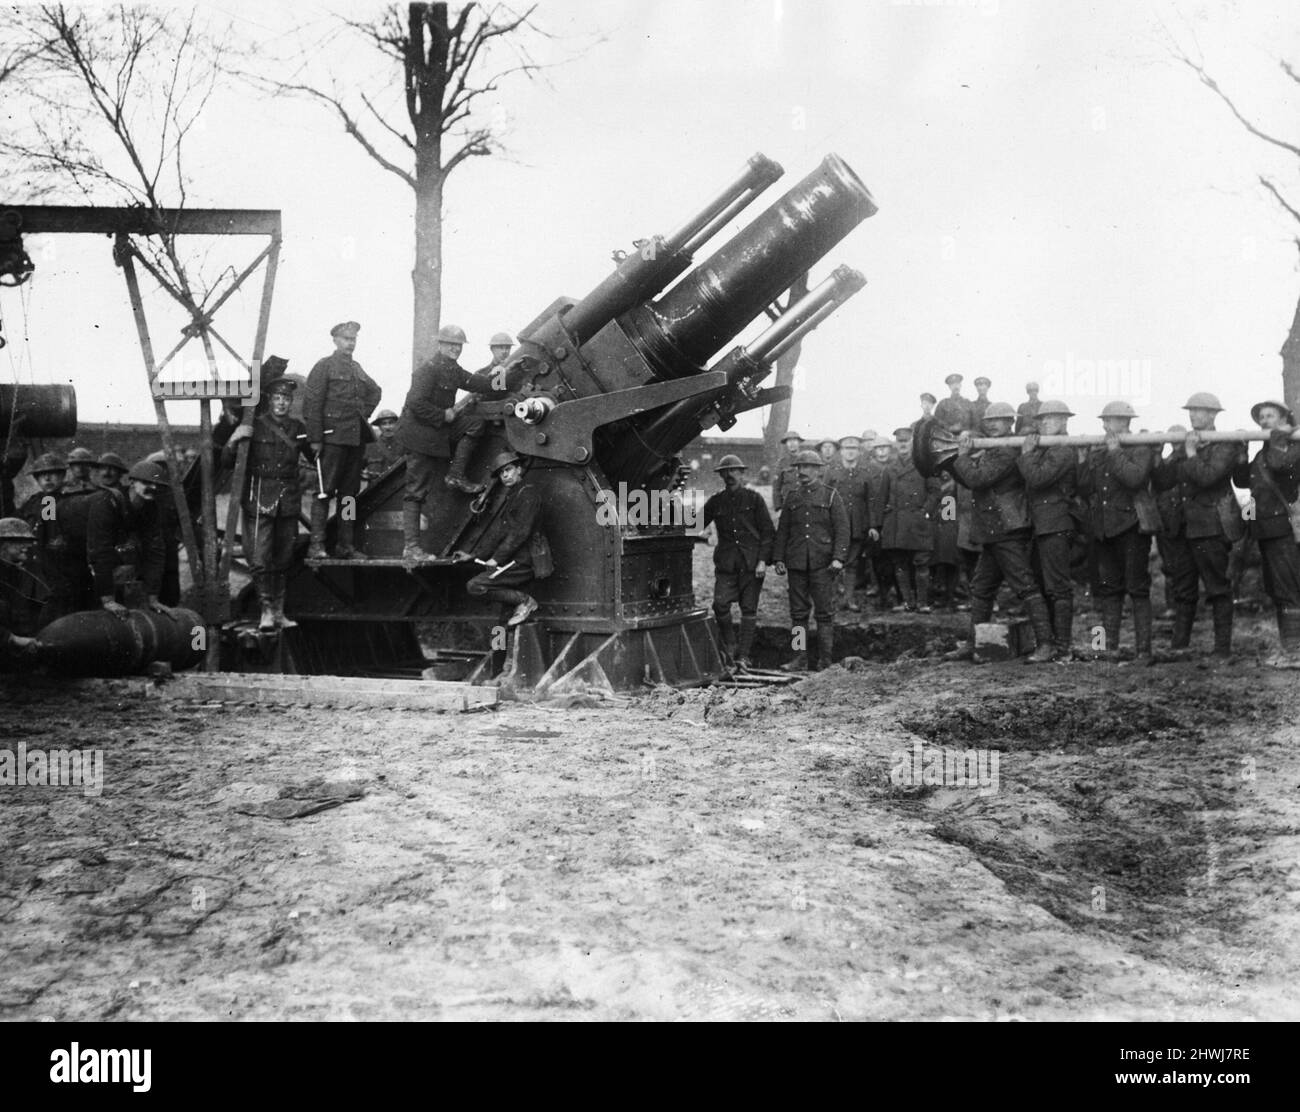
[2,631,1297,1020]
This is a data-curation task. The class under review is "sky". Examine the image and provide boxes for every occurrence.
[3,0,1300,442]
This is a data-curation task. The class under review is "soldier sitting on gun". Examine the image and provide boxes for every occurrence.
[702,454,774,672]
[453,451,550,628]
[224,377,311,632]
[397,325,502,561]
[0,517,47,667]
[87,459,171,616]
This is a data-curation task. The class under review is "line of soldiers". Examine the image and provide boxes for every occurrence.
[707,389,1300,671]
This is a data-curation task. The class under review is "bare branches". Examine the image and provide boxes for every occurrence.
[1174,51,1300,161]
[1260,176,1300,228]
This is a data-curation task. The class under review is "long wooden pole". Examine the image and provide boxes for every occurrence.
[949,429,1300,450]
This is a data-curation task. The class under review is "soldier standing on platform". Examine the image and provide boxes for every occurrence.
[223,377,311,632]
[826,435,869,613]
[771,431,804,512]
[946,402,1057,664]
[1016,381,1043,434]
[1017,399,1079,659]
[1236,398,1300,665]
[703,454,774,671]
[971,377,992,425]
[773,450,849,672]
[303,320,383,561]
[1076,400,1158,662]
[934,373,975,433]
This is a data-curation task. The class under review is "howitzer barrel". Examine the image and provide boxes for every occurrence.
[560,153,784,348]
[0,383,77,437]
[629,154,876,372]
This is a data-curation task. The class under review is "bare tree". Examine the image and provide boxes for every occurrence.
[1172,39,1300,416]
[248,2,557,369]
[762,273,811,465]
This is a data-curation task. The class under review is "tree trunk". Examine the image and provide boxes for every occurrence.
[1281,281,1300,420]
[764,339,804,465]
[411,170,443,371]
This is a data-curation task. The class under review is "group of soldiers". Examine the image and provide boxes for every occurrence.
[0,444,180,662]
[703,372,1300,672]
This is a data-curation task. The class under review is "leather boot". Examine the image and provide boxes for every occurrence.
[335,518,369,560]
[916,567,932,613]
[306,500,328,561]
[1096,596,1123,660]
[944,599,991,661]
[1024,595,1058,663]
[814,623,834,670]
[736,615,757,668]
[781,651,809,673]
[402,502,433,562]
[1130,597,1153,664]
[445,437,485,495]
[271,575,297,629]
[253,572,275,631]
[1053,600,1074,659]
[715,612,737,667]
[1170,601,1196,650]
[1211,595,1234,658]
[1271,608,1300,668]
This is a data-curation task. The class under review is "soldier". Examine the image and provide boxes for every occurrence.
[771,431,804,512]
[469,331,520,430]
[702,454,775,670]
[1076,400,1158,662]
[363,409,403,483]
[826,435,869,612]
[1017,399,1079,659]
[1170,392,1247,659]
[1016,381,1042,434]
[931,472,961,610]
[454,451,549,627]
[396,324,502,561]
[934,373,975,432]
[95,452,129,493]
[864,435,898,608]
[18,453,72,622]
[971,377,992,425]
[1152,424,1193,623]
[302,320,383,560]
[63,446,98,496]
[1,438,28,516]
[816,438,839,466]
[224,377,311,631]
[1235,399,1300,665]
[920,392,937,420]
[0,517,47,665]
[878,425,940,612]
[87,459,170,615]
[773,449,849,671]
[947,402,1056,663]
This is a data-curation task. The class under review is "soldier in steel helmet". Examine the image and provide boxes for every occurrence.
[1153,393,1245,660]
[18,452,74,622]
[773,449,850,671]
[771,431,805,512]
[454,450,550,627]
[95,452,130,496]
[363,409,403,484]
[1235,398,1300,665]
[63,446,99,496]
[86,459,171,615]
[396,324,504,561]
[1017,399,1080,658]
[223,376,312,631]
[0,516,47,665]
[702,453,775,671]
[947,401,1057,663]
[302,321,383,560]
[1076,400,1159,662]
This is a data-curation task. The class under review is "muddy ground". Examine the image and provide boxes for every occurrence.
[2,588,1298,1021]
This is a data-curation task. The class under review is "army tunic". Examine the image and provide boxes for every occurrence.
[466,482,547,608]
[86,488,165,602]
[398,352,495,504]
[0,552,47,665]
[703,486,775,622]
[774,479,850,629]
[877,458,940,552]
[1077,445,1156,602]
[1018,444,1078,604]
[1174,440,1247,602]
[950,445,1041,607]
[1152,450,1198,608]
[302,351,382,499]
[771,452,803,511]
[1234,431,1300,609]
[223,412,310,577]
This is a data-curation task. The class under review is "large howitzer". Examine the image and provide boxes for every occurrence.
[242,154,877,694]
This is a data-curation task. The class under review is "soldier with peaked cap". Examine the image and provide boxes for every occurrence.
[771,430,805,511]
[302,320,383,560]
[827,435,870,613]
[224,376,312,631]
[862,435,898,608]
[363,408,403,483]
[934,373,975,432]
[0,517,47,664]
[1016,381,1043,434]
[1156,393,1246,660]
[773,449,850,671]
[947,402,1057,663]
[1235,398,1300,665]
[1018,399,1079,658]
[919,392,937,420]
[455,450,550,627]
[971,377,993,425]
[703,454,775,670]
[877,425,941,612]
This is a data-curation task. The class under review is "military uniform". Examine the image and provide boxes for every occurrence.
[1235,425,1300,654]
[223,407,310,624]
[1077,444,1156,654]
[826,457,869,610]
[1018,442,1079,652]
[1174,439,1246,653]
[465,474,549,619]
[861,455,897,606]
[1016,398,1042,435]
[934,395,975,432]
[0,544,47,667]
[1152,448,1199,640]
[363,434,404,482]
[703,483,775,664]
[877,455,940,610]
[398,351,495,499]
[771,451,802,511]
[774,474,849,668]
[930,474,961,609]
[86,487,166,606]
[19,488,86,623]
